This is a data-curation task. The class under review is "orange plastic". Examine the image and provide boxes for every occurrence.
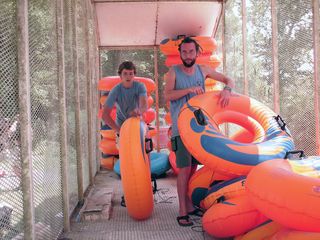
[246,158,320,232]
[147,95,154,108]
[119,117,153,220]
[100,95,108,105]
[201,176,246,210]
[164,112,172,125]
[165,54,221,68]
[98,76,156,93]
[159,36,217,55]
[202,195,268,238]
[187,166,217,207]
[100,129,116,140]
[143,108,156,124]
[271,229,320,240]
[100,156,118,170]
[178,91,294,176]
[99,138,118,155]
[148,128,157,138]
[235,221,282,240]
[230,128,255,143]
[205,78,217,87]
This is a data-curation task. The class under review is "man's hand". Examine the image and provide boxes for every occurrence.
[218,89,232,108]
[189,86,204,95]
[129,108,142,117]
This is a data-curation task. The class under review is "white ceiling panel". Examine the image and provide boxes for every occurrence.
[94,1,222,47]
[156,2,221,43]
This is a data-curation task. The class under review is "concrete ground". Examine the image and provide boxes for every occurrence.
[60,169,233,240]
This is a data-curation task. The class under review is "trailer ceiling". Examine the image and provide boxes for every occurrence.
[93,1,223,47]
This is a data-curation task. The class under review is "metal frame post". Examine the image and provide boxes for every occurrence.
[56,0,70,231]
[72,0,84,202]
[271,0,280,114]
[242,0,248,95]
[17,0,35,238]
[84,0,94,184]
[312,0,320,154]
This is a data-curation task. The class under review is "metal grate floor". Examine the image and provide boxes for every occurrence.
[60,170,232,240]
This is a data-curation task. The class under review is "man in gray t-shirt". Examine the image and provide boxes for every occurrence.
[102,61,147,133]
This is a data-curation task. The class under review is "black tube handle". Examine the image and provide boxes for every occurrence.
[145,138,153,154]
[176,34,186,39]
[194,109,207,126]
[274,115,287,131]
[284,150,306,159]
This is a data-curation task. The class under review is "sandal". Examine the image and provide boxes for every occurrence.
[176,215,193,227]
[188,208,204,217]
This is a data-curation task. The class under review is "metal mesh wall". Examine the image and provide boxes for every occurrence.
[63,0,78,212]
[246,0,273,109]
[28,0,63,238]
[76,0,90,190]
[225,0,244,93]
[0,0,98,238]
[224,0,319,155]
[0,1,24,239]
[277,0,316,155]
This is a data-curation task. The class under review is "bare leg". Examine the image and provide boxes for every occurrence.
[177,166,192,217]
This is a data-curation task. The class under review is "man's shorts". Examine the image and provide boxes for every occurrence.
[171,136,199,168]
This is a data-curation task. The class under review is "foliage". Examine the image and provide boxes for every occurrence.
[225,0,316,154]
[101,49,168,108]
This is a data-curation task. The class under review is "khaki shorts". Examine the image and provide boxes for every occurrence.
[171,136,199,168]
[116,133,120,149]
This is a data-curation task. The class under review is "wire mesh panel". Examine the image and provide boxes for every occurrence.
[246,0,273,108]
[76,0,90,191]
[224,0,244,93]
[64,0,79,213]
[0,1,24,239]
[28,0,63,238]
[277,0,316,155]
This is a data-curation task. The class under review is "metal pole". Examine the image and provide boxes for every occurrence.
[72,0,84,202]
[92,0,101,170]
[221,1,229,135]
[242,0,248,95]
[154,46,160,152]
[17,0,35,238]
[84,0,94,184]
[221,2,226,76]
[56,0,70,231]
[271,0,280,114]
[97,52,102,171]
[312,0,320,154]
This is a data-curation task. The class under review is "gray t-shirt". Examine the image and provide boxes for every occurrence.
[105,81,147,127]
[170,65,205,137]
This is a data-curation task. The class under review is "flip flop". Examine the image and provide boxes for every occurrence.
[188,208,204,217]
[176,215,193,227]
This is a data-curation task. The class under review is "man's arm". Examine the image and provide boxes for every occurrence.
[201,65,235,108]
[139,95,148,114]
[129,83,148,117]
[102,105,120,133]
[164,67,204,102]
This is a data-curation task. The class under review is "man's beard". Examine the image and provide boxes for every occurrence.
[181,58,196,68]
